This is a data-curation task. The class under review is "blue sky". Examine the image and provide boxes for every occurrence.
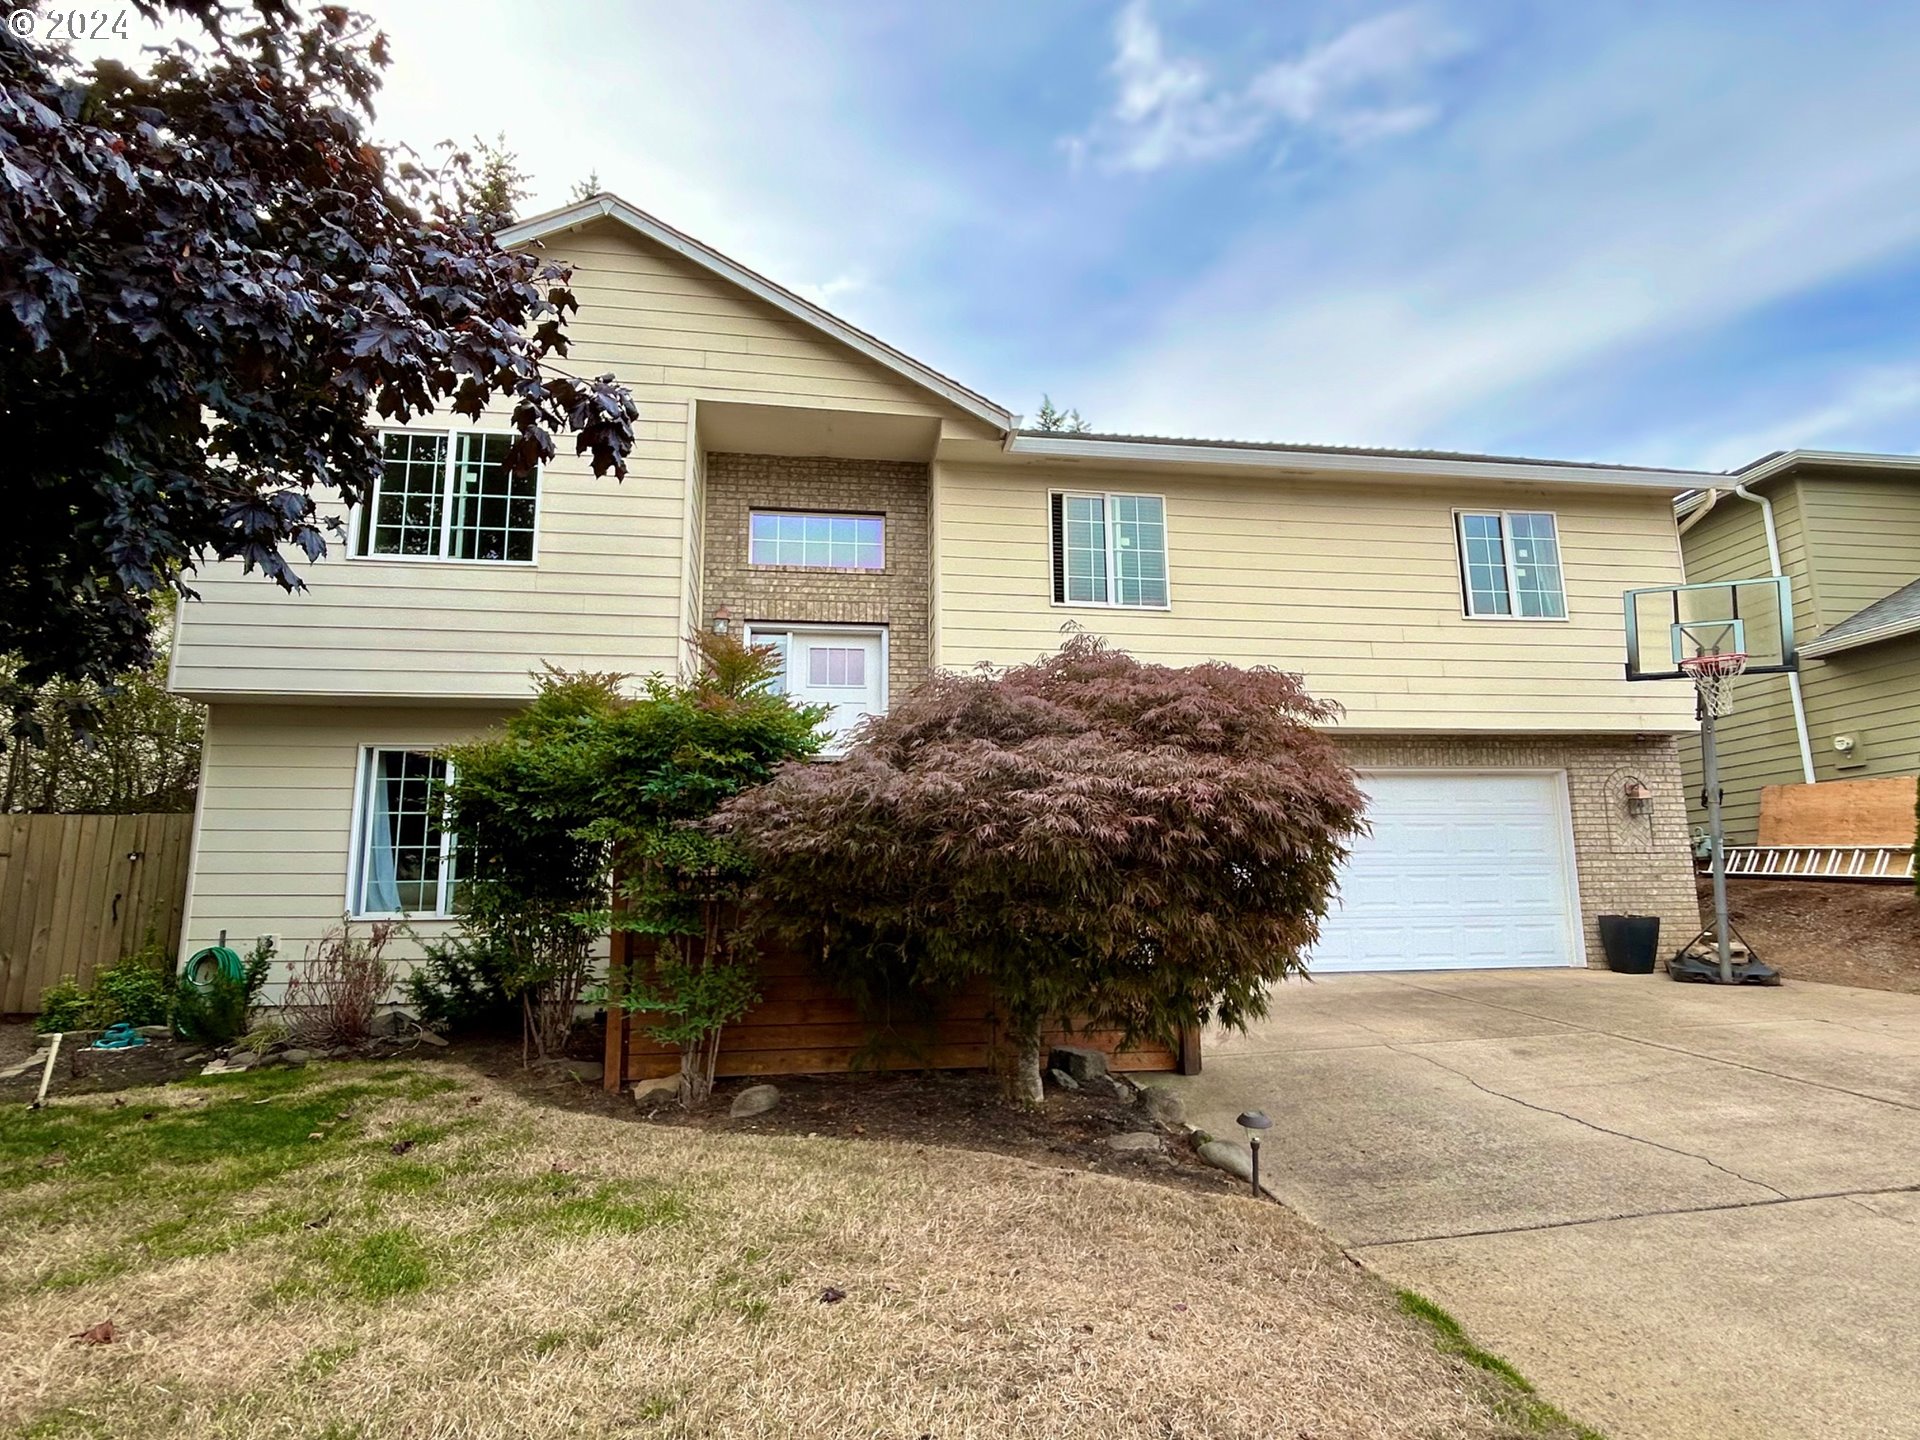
[122,2,1920,470]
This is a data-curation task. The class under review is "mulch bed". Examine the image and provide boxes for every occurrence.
[1704,875,1920,994]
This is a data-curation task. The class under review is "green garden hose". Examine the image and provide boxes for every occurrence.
[183,945,244,992]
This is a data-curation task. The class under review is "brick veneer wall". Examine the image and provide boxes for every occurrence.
[702,453,931,696]
[1336,734,1702,965]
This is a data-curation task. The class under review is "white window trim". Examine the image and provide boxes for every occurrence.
[347,427,542,566]
[1454,508,1569,623]
[743,623,890,759]
[746,509,888,572]
[346,745,461,920]
[1048,489,1174,611]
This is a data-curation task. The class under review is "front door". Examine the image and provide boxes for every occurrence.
[751,626,886,754]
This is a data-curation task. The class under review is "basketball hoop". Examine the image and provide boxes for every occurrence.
[1679,650,1747,719]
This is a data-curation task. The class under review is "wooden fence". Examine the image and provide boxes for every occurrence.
[0,813,194,1015]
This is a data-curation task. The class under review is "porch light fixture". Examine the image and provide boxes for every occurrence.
[711,605,733,636]
[1623,777,1653,818]
[1236,1110,1271,1197]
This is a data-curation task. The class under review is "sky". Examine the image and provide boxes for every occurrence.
[86,2,1920,471]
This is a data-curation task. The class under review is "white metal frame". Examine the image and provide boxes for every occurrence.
[348,427,542,567]
[1344,767,1590,969]
[1454,508,1570,622]
[346,745,462,920]
[746,509,888,571]
[1048,488,1174,611]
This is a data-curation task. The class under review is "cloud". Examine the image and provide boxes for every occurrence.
[1065,11,1920,460]
[1658,369,1920,473]
[1074,1,1467,173]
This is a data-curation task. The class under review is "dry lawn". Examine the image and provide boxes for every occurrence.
[0,1061,1590,1440]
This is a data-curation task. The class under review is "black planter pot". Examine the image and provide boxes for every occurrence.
[1597,914,1660,974]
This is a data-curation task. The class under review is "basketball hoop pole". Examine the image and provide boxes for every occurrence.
[1699,703,1735,984]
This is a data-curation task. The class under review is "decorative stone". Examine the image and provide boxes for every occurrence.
[279,1049,314,1067]
[414,1030,449,1047]
[1106,1131,1161,1152]
[372,1010,416,1038]
[1048,1045,1109,1083]
[1048,1067,1080,1092]
[1137,1085,1185,1125]
[1196,1138,1254,1183]
[135,1025,172,1040]
[729,1083,780,1118]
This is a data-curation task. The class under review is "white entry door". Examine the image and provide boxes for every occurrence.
[751,626,886,754]
[1311,772,1581,972]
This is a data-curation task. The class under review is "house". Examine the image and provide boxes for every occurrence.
[169,192,1713,1030]
[1676,454,1920,843]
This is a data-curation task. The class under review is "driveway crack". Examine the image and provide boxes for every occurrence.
[1386,1042,1791,1199]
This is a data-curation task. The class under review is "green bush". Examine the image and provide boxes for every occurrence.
[33,977,93,1033]
[404,933,519,1034]
[173,937,275,1046]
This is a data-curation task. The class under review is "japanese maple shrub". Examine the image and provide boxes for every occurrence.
[718,634,1368,1103]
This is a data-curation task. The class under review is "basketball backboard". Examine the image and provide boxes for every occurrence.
[1623,576,1797,681]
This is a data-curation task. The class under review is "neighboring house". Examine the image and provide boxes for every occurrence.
[170,192,1714,989]
[1676,455,1920,843]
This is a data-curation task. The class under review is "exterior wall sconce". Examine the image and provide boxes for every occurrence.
[1623,778,1653,817]
[711,605,733,636]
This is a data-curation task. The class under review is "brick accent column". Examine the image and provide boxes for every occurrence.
[701,453,931,697]
[1334,734,1701,966]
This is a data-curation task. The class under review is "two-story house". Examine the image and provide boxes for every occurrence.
[1676,454,1920,843]
[170,193,1710,985]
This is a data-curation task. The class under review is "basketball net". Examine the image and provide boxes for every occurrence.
[1679,651,1747,720]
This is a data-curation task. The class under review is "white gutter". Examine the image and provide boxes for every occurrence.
[1801,611,1920,659]
[1727,482,1817,784]
[1676,488,1720,535]
[1006,433,1708,492]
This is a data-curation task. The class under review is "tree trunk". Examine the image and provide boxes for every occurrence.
[1009,1018,1045,1107]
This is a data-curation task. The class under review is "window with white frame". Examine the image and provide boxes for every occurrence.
[1049,491,1169,606]
[748,511,884,570]
[1456,510,1566,619]
[354,431,538,562]
[352,749,464,917]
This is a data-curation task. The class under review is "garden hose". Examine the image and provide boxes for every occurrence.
[184,945,244,993]
[91,1023,147,1050]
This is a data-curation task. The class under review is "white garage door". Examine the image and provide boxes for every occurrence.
[1311,772,1581,973]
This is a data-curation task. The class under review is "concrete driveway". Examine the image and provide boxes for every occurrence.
[1167,969,1920,1440]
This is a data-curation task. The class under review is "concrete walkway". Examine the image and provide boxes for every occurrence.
[1166,969,1920,1440]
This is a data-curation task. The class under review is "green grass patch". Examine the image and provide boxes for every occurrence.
[287,1226,436,1304]
[1397,1291,1608,1440]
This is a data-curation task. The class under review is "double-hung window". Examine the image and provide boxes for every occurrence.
[352,749,463,918]
[748,511,885,570]
[355,431,538,562]
[1456,510,1566,619]
[1049,491,1169,607]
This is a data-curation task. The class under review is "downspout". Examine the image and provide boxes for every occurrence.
[1727,482,1817,784]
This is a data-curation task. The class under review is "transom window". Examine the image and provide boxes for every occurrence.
[355,431,539,563]
[352,749,464,918]
[1049,491,1169,607]
[1457,510,1566,619]
[748,511,885,570]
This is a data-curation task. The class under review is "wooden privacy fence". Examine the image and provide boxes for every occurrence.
[0,813,193,1015]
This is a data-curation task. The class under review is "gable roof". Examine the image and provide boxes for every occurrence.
[497,194,1014,433]
[1800,577,1920,659]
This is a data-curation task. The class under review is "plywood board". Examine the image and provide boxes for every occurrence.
[1757,777,1919,847]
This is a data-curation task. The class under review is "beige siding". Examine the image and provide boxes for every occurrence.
[171,219,982,703]
[178,703,513,993]
[1799,637,1920,789]
[1797,471,1920,629]
[934,462,1697,733]
[1676,486,1816,840]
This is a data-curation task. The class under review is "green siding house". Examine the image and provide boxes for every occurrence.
[1677,454,1920,843]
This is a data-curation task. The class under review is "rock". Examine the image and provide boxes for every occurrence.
[729,1083,780,1118]
[1136,1085,1185,1126]
[372,1010,417,1038]
[1088,1074,1131,1101]
[0,1057,42,1081]
[631,1075,679,1106]
[1047,1067,1080,1092]
[1106,1131,1161,1152]
[279,1049,314,1067]
[200,1058,247,1077]
[562,1059,604,1082]
[225,1050,261,1070]
[1196,1138,1266,1189]
[135,1025,172,1040]
[414,1030,449,1047]
[1048,1045,1109,1083]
